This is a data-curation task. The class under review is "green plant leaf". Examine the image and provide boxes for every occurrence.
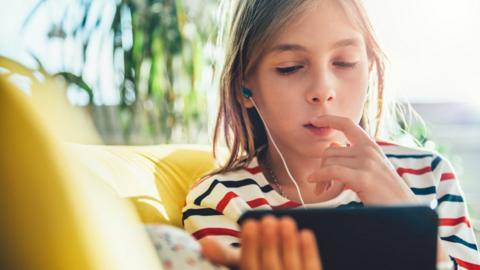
[54,71,94,103]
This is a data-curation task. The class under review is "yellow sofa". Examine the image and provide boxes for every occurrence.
[0,71,221,269]
[67,143,221,227]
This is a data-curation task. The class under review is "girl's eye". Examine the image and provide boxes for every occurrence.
[333,61,358,69]
[276,65,303,75]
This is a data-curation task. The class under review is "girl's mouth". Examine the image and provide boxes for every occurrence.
[304,123,334,137]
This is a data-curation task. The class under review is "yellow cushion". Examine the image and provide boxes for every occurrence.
[67,144,222,227]
[0,77,163,269]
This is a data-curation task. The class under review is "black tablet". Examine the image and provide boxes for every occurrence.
[238,205,438,270]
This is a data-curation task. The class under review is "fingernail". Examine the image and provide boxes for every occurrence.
[330,142,341,147]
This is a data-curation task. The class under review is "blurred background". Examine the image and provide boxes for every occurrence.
[363,0,480,225]
[1,0,479,232]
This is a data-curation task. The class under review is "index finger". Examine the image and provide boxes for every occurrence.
[310,115,370,145]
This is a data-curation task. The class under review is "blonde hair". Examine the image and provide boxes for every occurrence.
[208,0,388,177]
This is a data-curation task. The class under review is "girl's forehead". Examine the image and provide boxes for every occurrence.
[265,36,364,57]
[269,0,365,51]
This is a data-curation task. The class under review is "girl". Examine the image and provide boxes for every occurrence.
[182,0,480,269]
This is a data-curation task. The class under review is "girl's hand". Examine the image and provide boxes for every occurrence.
[240,216,323,270]
[307,115,418,205]
[200,216,323,270]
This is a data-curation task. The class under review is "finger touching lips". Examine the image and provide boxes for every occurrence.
[310,115,369,145]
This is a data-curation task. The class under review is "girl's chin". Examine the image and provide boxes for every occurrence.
[290,144,331,157]
[294,139,348,156]
[305,137,345,147]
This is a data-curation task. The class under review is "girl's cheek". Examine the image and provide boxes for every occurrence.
[338,68,369,91]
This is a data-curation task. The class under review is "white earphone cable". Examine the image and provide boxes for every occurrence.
[249,98,306,206]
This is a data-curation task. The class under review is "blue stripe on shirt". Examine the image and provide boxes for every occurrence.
[337,201,364,208]
[386,154,434,159]
[182,208,222,223]
[437,194,464,205]
[431,156,442,171]
[194,178,273,205]
[411,186,436,195]
[441,235,478,251]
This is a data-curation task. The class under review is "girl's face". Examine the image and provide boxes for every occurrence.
[244,1,371,157]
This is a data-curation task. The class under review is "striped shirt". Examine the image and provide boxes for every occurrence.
[182,141,480,269]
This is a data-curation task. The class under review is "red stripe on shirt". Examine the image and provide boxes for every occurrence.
[376,140,396,146]
[192,228,240,240]
[441,172,456,181]
[216,191,238,212]
[274,200,302,208]
[247,198,301,209]
[244,166,262,174]
[439,217,471,228]
[453,257,480,270]
[396,166,431,176]
[247,198,269,208]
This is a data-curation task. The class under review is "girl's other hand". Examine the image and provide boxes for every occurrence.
[200,216,323,270]
[241,215,323,270]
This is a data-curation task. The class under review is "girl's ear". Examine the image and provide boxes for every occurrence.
[239,84,254,109]
[241,94,254,109]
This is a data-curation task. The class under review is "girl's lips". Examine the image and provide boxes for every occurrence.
[304,123,334,137]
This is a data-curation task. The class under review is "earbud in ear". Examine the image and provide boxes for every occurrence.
[241,86,252,98]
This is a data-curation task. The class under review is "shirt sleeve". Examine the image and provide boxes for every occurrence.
[181,178,242,248]
[433,154,480,269]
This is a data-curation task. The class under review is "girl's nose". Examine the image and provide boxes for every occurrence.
[310,93,334,103]
[307,70,336,104]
